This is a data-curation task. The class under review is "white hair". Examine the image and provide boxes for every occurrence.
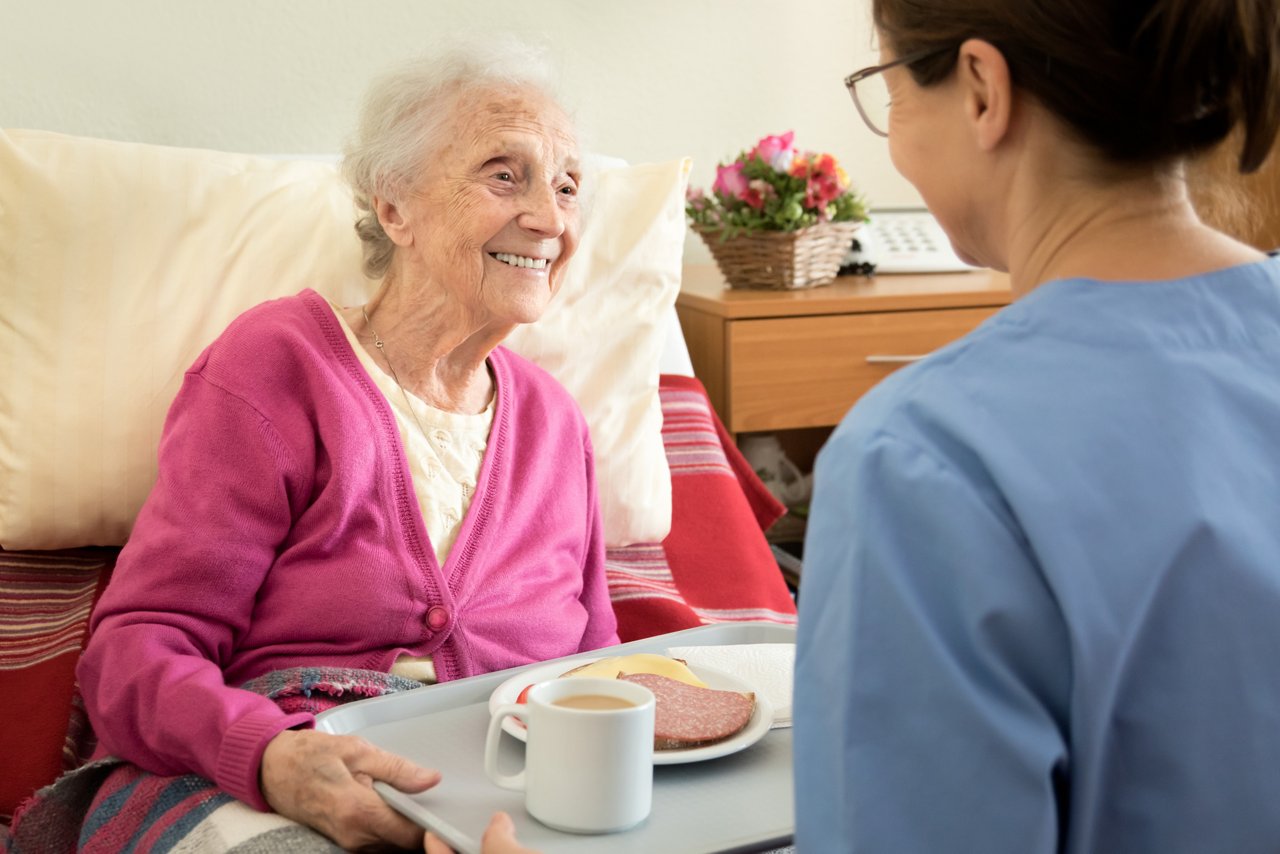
[341,38,579,279]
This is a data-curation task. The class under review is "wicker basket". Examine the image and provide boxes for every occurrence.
[694,220,861,290]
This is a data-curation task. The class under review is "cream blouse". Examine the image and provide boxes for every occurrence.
[331,303,494,683]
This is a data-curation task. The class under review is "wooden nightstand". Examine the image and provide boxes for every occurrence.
[676,264,1013,437]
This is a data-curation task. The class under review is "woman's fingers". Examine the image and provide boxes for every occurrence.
[347,783,427,851]
[349,739,443,794]
[260,729,441,850]
[335,738,441,849]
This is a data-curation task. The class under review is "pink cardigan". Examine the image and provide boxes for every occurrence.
[77,290,619,809]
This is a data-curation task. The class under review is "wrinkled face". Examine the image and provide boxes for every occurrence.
[401,84,581,327]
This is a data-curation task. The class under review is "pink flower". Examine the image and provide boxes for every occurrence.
[752,131,795,171]
[712,161,749,201]
[686,186,710,212]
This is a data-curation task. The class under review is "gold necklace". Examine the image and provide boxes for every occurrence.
[361,305,435,444]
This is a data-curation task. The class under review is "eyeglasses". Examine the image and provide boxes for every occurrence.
[844,46,955,137]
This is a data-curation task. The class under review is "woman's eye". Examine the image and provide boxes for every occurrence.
[559,184,578,196]
[494,171,515,182]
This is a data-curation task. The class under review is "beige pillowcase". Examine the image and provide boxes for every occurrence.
[0,129,687,550]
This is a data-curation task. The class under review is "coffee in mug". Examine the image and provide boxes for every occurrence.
[484,677,655,833]
[552,694,636,711]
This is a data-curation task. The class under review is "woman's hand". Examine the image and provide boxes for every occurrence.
[261,728,442,850]
[424,812,541,854]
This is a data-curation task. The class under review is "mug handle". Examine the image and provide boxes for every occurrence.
[484,703,528,791]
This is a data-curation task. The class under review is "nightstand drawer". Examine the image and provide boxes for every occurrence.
[726,306,998,432]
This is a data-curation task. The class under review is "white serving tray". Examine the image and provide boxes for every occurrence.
[316,622,797,853]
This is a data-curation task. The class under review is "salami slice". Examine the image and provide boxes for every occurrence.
[619,673,756,749]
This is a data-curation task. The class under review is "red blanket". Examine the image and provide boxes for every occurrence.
[0,549,115,825]
[605,375,797,642]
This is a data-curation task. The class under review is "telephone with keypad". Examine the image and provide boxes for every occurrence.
[843,208,978,274]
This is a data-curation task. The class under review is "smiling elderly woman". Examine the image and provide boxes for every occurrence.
[71,43,618,850]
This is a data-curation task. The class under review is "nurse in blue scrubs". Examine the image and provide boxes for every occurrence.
[796,1,1280,851]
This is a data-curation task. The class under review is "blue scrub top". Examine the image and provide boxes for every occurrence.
[795,258,1280,853]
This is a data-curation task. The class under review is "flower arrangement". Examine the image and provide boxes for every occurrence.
[686,131,868,237]
[686,132,869,289]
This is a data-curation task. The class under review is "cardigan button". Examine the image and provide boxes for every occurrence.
[427,606,450,631]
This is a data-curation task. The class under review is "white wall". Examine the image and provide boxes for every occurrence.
[3,0,922,263]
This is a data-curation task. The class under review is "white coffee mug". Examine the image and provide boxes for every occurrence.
[484,677,655,834]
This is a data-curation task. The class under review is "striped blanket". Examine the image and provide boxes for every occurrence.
[3,668,422,854]
[604,375,796,641]
[0,549,116,824]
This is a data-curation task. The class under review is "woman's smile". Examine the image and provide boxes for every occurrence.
[488,251,551,271]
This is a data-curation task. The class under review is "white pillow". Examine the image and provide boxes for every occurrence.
[0,129,688,550]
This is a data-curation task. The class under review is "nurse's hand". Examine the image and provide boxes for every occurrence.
[261,728,442,850]
[424,812,540,854]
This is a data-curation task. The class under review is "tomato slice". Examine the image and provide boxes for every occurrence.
[516,684,534,704]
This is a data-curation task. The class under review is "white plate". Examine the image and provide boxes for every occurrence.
[487,658,774,765]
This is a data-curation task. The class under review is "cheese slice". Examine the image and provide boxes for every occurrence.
[560,653,708,688]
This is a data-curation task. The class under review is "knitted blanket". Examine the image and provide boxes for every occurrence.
[3,667,422,854]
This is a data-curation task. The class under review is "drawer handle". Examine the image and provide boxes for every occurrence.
[865,354,927,364]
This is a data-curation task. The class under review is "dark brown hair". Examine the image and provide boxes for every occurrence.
[872,0,1280,173]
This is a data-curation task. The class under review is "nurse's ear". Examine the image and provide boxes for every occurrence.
[956,38,1013,152]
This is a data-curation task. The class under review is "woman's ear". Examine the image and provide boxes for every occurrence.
[375,195,415,248]
[956,38,1013,151]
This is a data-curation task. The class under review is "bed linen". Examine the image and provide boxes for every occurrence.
[0,550,115,826]
[606,374,796,641]
[4,668,418,853]
[0,374,796,842]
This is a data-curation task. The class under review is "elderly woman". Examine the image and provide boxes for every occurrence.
[73,43,617,850]
[795,0,1280,851]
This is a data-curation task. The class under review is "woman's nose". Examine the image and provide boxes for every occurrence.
[518,183,565,237]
